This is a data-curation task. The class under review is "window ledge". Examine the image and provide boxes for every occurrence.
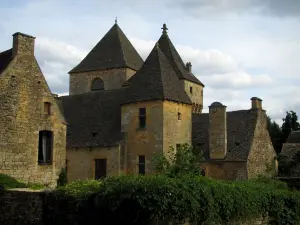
[136,127,146,131]
[38,162,53,166]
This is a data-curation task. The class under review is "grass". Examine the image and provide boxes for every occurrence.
[0,173,45,190]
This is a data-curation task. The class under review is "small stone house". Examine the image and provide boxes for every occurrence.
[0,22,277,185]
[0,33,66,187]
[280,131,300,177]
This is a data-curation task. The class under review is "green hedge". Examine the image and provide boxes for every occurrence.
[46,175,300,225]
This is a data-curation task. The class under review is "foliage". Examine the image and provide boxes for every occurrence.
[0,174,27,189]
[267,116,283,154]
[281,110,300,143]
[49,175,300,225]
[56,179,102,199]
[152,143,204,177]
[57,167,68,187]
[27,182,45,190]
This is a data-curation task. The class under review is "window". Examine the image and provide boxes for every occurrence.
[138,155,145,175]
[177,112,181,120]
[190,86,193,94]
[44,102,51,115]
[38,131,53,164]
[201,90,203,96]
[95,159,107,179]
[139,108,146,128]
[91,78,104,91]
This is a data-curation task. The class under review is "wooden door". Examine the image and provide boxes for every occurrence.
[95,159,107,179]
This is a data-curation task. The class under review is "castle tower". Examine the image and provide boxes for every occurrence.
[209,102,227,159]
[69,21,144,95]
[120,43,192,175]
[157,24,205,114]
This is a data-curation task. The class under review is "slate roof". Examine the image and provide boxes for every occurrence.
[286,131,300,143]
[0,49,13,75]
[192,110,258,161]
[157,25,204,86]
[59,89,125,148]
[69,23,144,73]
[122,44,192,105]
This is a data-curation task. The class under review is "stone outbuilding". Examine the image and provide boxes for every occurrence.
[0,33,67,187]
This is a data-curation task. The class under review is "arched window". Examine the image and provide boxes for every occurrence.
[38,130,53,164]
[91,78,104,91]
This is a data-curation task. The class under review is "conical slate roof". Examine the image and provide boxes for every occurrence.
[122,43,192,105]
[158,24,204,86]
[69,23,144,73]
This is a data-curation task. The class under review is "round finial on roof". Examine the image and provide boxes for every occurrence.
[115,16,118,24]
[161,23,168,35]
[210,102,223,107]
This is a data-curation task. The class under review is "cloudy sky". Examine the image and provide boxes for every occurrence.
[0,0,299,124]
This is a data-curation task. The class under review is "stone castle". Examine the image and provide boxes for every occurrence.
[0,22,277,186]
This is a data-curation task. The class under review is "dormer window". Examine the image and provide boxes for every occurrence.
[44,102,51,115]
[190,87,193,94]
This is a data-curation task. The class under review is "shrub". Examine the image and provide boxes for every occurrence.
[152,143,204,177]
[57,167,68,187]
[51,175,300,225]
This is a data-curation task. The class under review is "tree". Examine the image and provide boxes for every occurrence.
[152,143,204,177]
[281,111,300,143]
[267,116,283,155]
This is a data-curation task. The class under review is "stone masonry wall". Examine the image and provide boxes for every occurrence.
[163,101,192,154]
[0,33,66,187]
[182,80,203,113]
[121,100,164,175]
[201,161,248,180]
[69,68,136,95]
[247,110,277,179]
[66,146,120,182]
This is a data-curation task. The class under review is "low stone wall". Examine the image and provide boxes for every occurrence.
[0,189,44,225]
[0,190,272,225]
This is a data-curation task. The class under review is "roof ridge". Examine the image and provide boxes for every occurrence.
[115,24,127,68]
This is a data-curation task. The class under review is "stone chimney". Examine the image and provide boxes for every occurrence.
[186,62,192,72]
[12,32,36,57]
[209,102,227,159]
[250,97,262,110]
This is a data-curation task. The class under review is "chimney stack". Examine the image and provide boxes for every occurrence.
[186,62,192,72]
[250,97,262,110]
[12,32,35,57]
[209,102,227,159]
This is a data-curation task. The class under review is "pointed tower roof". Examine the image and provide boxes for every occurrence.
[158,24,204,86]
[122,43,192,105]
[69,23,144,73]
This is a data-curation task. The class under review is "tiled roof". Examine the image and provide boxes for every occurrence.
[0,49,13,75]
[122,44,192,105]
[286,131,300,143]
[192,110,258,161]
[157,25,204,86]
[69,23,144,73]
[59,89,125,148]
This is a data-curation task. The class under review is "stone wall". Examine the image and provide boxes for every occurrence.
[121,100,164,174]
[247,110,277,179]
[0,33,66,187]
[0,190,272,225]
[67,146,120,182]
[69,68,136,95]
[182,80,203,113]
[162,101,192,154]
[201,161,248,180]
